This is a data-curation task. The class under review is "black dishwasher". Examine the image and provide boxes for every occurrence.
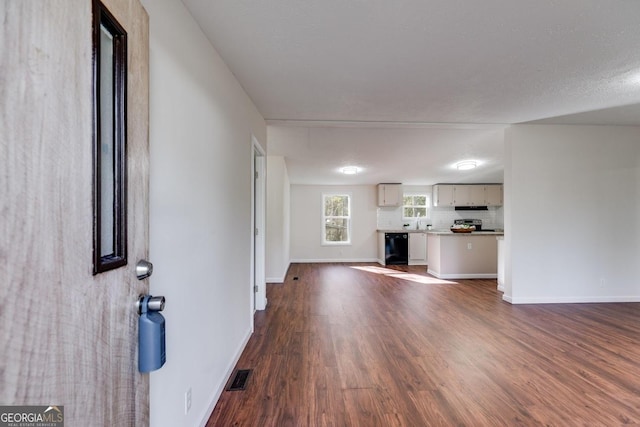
[384,233,408,265]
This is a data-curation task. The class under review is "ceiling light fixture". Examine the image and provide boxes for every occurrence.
[341,166,360,175]
[456,160,477,171]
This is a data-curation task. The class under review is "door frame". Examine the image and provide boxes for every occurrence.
[251,136,266,313]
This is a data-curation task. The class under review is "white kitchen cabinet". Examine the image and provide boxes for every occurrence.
[409,232,427,265]
[377,184,402,206]
[432,185,455,206]
[455,185,486,206]
[485,184,503,206]
[433,184,503,207]
[377,232,386,265]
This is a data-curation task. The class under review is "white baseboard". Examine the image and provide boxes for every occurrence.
[507,295,640,304]
[427,269,497,279]
[198,327,252,427]
[266,261,291,283]
[290,258,379,263]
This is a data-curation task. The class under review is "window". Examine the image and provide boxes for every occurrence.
[92,0,128,274]
[323,194,351,245]
[403,194,429,219]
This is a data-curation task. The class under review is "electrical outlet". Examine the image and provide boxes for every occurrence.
[185,388,192,414]
[467,243,472,250]
[600,278,606,288]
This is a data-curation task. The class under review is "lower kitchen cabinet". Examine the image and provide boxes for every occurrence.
[408,232,427,265]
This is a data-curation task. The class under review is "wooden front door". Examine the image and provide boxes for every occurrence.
[0,0,150,425]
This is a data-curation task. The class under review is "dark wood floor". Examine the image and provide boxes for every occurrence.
[207,263,640,426]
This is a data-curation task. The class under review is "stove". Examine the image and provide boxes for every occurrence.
[454,219,485,231]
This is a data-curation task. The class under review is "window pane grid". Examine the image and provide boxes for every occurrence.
[323,194,351,244]
[402,194,429,219]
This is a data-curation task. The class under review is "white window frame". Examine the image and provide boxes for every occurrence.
[322,193,352,245]
[402,193,430,220]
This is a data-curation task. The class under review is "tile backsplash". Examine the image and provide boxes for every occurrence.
[377,205,504,230]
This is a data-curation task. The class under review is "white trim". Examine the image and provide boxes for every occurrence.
[507,295,640,304]
[497,284,505,292]
[290,258,379,264]
[377,259,427,266]
[251,136,267,311]
[266,262,291,284]
[197,327,252,427]
[427,269,497,279]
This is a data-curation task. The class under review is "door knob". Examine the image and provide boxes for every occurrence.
[136,294,165,314]
[136,259,153,280]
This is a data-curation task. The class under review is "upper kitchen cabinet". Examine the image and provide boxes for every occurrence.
[432,184,455,206]
[432,184,503,207]
[455,185,486,206]
[485,184,503,206]
[377,184,402,206]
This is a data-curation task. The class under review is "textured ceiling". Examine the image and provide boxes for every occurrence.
[181,0,640,184]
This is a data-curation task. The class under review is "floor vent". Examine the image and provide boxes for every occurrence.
[227,369,252,391]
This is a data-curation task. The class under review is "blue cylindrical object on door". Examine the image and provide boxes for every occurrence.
[138,296,166,373]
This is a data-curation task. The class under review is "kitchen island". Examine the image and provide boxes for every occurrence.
[427,230,504,279]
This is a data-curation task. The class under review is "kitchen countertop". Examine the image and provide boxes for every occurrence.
[377,229,504,235]
[426,230,504,236]
[377,229,429,233]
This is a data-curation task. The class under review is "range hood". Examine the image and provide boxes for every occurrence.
[455,206,488,211]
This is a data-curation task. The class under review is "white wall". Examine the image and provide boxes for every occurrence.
[504,124,640,303]
[290,185,378,262]
[141,0,266,425]
[266,156,291,282]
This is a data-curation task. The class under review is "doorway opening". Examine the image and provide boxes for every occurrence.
[251,137,266,314]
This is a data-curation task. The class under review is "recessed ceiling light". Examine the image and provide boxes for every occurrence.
[456,161,477,171]
[341,166,360,175]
